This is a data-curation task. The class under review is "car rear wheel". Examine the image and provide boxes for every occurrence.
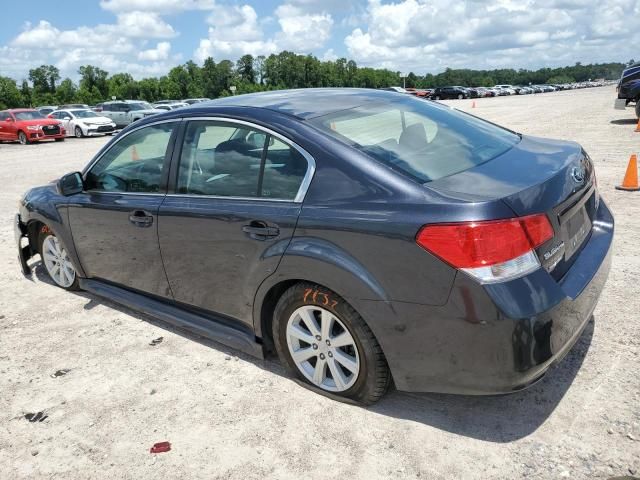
[39,230,79,290]
[435,95,440,100]
[75,126,84,138]
[273,282,390,404]
[18,131,29,145]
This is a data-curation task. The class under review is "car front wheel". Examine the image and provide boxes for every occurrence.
[273,283,390,404]
[75,126,84,138]
[18,131,29,145]
[39,230,79,290]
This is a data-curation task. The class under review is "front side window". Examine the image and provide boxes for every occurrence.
[310,97,519,183]
[177,120,309,201]
[85,122,175,193]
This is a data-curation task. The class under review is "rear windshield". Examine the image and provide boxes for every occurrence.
[309,98,520,183]
[14,111,45,121]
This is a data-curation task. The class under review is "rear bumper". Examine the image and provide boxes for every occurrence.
[356,199,614,394]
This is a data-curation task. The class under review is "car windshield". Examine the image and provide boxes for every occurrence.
[309,97,520,183]
[71,110,98,118]
[128,102,153,111]
[14,111,45,121]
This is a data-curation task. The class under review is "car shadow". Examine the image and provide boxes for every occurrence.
[610,118,638,125]
[31,261,593,442]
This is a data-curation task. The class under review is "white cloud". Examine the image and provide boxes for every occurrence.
[194,2,334,62]
[138,41,172,61]
[100,0,215,13]
[345,0,640,73]
[116,12,177,38]
[275,4,333,51]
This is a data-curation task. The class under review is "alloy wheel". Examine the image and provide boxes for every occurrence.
[42,235,76,288]
[75,126,83,138]
[286,305,360,392]
[18,132,27,145]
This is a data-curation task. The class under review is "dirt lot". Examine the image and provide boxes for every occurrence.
[0,86,638,479]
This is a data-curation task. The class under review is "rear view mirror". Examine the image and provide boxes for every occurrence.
[57,172,84,196]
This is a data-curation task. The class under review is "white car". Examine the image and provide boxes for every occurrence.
[50,109,116,138]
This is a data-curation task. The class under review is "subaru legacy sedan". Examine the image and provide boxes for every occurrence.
[15,89,613,404]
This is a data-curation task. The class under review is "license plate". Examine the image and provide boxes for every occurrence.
[563,206,591,260]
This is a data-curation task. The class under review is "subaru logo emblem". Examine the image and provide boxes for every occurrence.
[571,166,585,184]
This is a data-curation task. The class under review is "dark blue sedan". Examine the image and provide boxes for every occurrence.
[15,88,613,404]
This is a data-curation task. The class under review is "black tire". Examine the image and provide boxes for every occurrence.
[55,138,65,142]
[435,95,440,100]
[75,126,84,138]
[457,94,463,99]
[273,282,390,405]
[18,131,29,145]
[635,101,640,120]
[38,229,80,291]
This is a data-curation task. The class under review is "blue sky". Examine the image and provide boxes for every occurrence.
[1,0,638,81]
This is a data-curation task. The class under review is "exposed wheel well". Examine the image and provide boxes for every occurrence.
[26,220,45,254]
[259,279,302,355]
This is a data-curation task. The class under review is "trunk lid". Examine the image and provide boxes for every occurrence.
[427,135,597,279]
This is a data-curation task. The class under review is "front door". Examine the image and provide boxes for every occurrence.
[158,119,312,325]
[68,121,178,297]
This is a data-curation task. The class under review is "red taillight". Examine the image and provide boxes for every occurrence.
[416,214,553,269]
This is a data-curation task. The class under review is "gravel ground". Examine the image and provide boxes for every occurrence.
[0,86,638,479]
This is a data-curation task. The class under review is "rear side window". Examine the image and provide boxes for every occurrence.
[310,98,520,184]
[177,120,309,200]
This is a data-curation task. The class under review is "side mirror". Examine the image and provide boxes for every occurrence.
[63,117,71,121]
[57,172,84,196]
[5,117,13,122]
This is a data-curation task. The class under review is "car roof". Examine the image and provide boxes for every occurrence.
[9,108,38,112]
[201,88,414,120]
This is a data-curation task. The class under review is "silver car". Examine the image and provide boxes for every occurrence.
[98,101,164,128]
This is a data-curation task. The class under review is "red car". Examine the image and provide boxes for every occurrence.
[0,109,66,145]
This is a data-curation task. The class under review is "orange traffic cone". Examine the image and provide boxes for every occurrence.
[635,119,640,132]
[131,145,140,161]
[472,101,476,108]
[616,153,640,191]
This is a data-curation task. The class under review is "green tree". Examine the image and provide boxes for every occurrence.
[28,65,59,94]
[78,65,109,98]
[56,78,77,104]
[236,54,255,83]
[20,80,32,107]
[108,73,139,100]
[0,76,23,109]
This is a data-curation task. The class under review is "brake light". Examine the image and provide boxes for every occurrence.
[416,214,553,283]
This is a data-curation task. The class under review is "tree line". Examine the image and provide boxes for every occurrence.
[0,51,631,109]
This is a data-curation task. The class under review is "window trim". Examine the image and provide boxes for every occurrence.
[168,116,316,204]
[82,118,180,195]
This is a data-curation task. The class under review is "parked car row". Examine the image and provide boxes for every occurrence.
[3,97,215,145]
[385,81,609,100]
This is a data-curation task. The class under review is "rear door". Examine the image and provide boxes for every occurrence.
[68,120,179,297]
[158,119,313,325]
